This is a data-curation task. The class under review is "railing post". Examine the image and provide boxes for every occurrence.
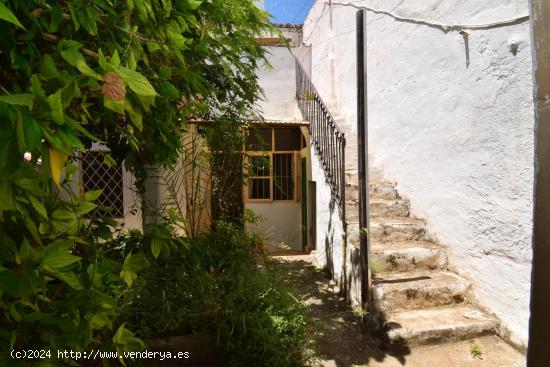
[356,9,371,311]
[341,135,346,210]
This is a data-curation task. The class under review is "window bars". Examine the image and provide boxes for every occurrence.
[295,59,346,218]
[82,151,124,217]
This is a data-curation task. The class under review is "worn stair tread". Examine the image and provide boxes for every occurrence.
[373,270,471,311]
[370,218,428,242]
[371,241,448,272]
[371,217,425,225]
[345,199,410,206]
[369,199,410,218]
[374,269,469,286]
[384,305,498,345]
[369,198,409,204]
[371,241,445,251]
[346,198,410,205]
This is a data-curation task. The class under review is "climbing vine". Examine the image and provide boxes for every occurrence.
[0,0,275,364]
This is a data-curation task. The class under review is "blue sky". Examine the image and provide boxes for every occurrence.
[265,0,316,24]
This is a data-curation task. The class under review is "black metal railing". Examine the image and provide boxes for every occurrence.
[295,59,346,218]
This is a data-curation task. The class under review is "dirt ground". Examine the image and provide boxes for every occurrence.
[270,254,526,367]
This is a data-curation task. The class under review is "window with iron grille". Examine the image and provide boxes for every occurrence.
[248,155,271,200]
[273,153,294,200]
[246,127,302,202]
[82,151,124,217]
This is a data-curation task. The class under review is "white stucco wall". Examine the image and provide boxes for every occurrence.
[246,202,302,250]
[310,145,346,279]
[256,46,303,121]
[302,0,534,347]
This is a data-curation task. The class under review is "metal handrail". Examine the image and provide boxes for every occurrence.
[295,58,346,219]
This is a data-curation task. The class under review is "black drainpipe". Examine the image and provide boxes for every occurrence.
[356,9,372,310]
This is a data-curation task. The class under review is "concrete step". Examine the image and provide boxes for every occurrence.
[382,305,498,346]
[370,180,399,200]
[370,199,410,218]
[371,241,448,273]
[371,217,427,242]
[345,199,410,222]
[372,271,471,312]
[345,167,385,184]
[345,180,399,201]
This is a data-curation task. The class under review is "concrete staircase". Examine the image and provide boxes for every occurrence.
[346,177,499,346]
[301,83,498,348]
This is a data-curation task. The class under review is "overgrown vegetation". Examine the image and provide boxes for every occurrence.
[0,0,310,365]
[118,222,312,367]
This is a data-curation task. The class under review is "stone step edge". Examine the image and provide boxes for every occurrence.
[368,305,499,346]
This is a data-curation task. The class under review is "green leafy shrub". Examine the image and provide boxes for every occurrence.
[120,222,311,367]
[0,0,276,364]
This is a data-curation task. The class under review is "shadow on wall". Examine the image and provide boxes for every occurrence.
[324,198,336,278]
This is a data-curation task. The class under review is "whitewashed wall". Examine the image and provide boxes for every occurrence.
[309,144,345,280]
[255,46,303,121]
[247,202,302,250]
[302,0,534,347]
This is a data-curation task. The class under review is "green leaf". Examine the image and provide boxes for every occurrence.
[29,196,48,220]
[186,0,203,11]
[48,4,62,33]
[22,112,43,151]
[0,94,34,108]
[51,209,76,221]
[98,49,111,72]
[24,216,42,244]
[120,252,148,287]
[111,50,120,68]
[158,81,179,99]
[58,40,102,80]
[151,237,164,258]
[51,270,83,290]
[89,313,112,330]
[20,239,35,262]
[137,94,155,112]
[113,324,144,353]
[67,3,80,30]
[117,67,157,96]
[58,126,84,150]
[47,90,64,125]
[124,99,143,131]
[30,75,46,99]
[104,97,125,114]
[78,201,97,214]
[84,189,103,202]
[14,178,41,192]
[161,0,172,18]
[0,181,14,212]
[0,2,25,29]
[41,242,81,269]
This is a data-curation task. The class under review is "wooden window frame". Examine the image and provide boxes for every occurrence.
[246,152,273,203]
[244,127,302,203]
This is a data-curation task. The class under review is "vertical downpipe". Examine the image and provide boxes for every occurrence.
[356,9,371,310]
[528,0,550,364]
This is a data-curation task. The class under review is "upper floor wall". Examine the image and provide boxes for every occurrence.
[255,46,303,122]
